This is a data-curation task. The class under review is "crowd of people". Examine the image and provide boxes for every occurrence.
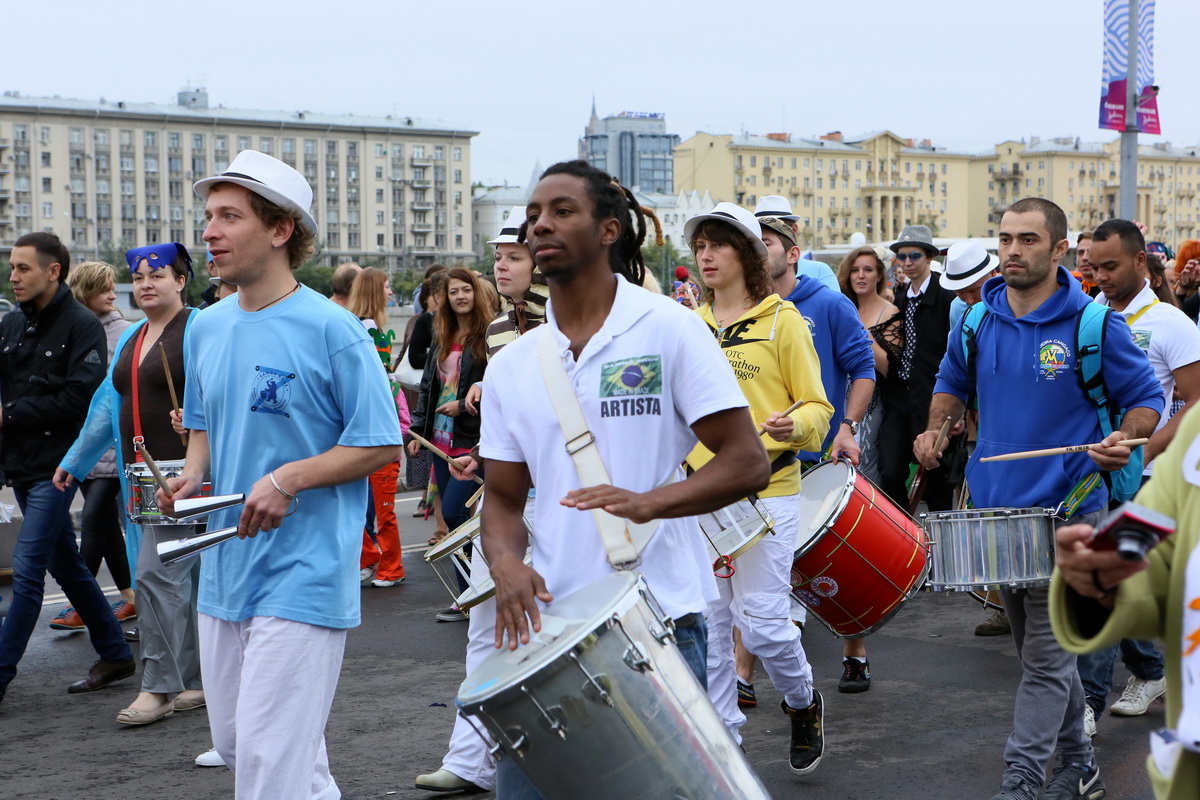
[0,148,1197,800]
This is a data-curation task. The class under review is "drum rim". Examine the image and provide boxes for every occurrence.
[923,506,1059,523]
[456,572,643,707]
[795,459,857,558]
[425,515,483,562]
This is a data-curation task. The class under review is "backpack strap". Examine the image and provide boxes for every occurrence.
[1074,303,1112,431]
[960,303,989,408]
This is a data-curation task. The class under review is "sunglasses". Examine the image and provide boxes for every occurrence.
[894,252,927,262]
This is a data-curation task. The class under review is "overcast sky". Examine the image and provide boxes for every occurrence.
[9,0,1199,189]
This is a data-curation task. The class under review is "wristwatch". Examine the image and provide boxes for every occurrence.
[841,418,859,435]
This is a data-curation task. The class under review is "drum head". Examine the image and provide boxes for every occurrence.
[795,461,852,552]
[425,515,482,562]
[457,572,641,708]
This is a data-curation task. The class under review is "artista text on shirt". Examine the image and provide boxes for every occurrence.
[599,396,663,417]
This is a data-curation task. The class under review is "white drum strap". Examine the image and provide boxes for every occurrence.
[535,328,655,568]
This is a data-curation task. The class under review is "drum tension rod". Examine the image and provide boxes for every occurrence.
[521,683,568,740]
[611,618,652,673]
[568,652,614,707]
[637,589,676,645]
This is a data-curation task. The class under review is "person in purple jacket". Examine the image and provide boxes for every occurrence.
[915,197,1162,800]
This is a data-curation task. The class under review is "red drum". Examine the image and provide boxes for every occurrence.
[791,460,929,638]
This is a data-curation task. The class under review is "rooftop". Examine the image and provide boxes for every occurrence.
[0,90,477,137]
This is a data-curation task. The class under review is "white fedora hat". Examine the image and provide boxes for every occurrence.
[684,202,768,259]
[754,194,799,222]
[488,206,526,245]
[194,150,317,236]
[941,239,1000,291]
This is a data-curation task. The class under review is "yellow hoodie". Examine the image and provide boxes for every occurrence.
[686,294,832,497]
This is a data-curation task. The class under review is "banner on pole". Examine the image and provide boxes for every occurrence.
[1099,0,1161,134]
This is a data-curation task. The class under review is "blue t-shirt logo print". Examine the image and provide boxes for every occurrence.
[250,366,296,418]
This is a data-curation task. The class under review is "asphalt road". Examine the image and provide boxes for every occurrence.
[0,490,1159,800]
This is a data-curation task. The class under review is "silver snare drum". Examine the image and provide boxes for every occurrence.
[699,497,775,577]
[125,460,211,524]
[424,514,532,611]
[456,572,770,800]
[923,507,1058,591]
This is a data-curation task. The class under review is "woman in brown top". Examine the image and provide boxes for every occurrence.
[56,243,202,726]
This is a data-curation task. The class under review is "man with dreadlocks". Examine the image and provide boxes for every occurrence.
[477,161,771,798]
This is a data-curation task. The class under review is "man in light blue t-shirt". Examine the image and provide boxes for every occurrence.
[161,151,401,800]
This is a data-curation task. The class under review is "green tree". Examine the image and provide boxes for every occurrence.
[641,238,693,294]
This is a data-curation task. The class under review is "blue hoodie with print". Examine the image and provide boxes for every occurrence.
[785,276,876,461]
[933,266,1162,514]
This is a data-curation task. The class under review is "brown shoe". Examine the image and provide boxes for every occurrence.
[68,658,136,694]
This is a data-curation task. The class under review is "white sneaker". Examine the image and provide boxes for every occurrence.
[1109,676,1166,716]
[359,565,377,586]
[1083,705,1097,737]
[371,577,405,588]
[195,747,226,767]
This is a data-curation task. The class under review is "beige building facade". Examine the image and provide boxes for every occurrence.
[676,130,1200,248]
[0,90,477,272]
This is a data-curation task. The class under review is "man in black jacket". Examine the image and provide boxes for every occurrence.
[877,225,960,511]
[0,232,134,703]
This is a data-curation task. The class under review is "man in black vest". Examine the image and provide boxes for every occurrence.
[877,225,959,510]
[0,232,134,703]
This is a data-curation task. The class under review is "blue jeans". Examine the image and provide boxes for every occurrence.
[1077,639,1164,715]
[0,481,132,694]
[431,457,476,534]
[496,617,708,799]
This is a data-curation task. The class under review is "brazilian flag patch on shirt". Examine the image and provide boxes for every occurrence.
[600,355,662,397]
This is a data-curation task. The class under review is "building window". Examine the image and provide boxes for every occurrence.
[413,145,424,159]
[145,157,159,173]
[304,139,317,155]
[280,138,295,156]
[392,144,403,158]
[326,140,338,156]
[434,146,444,160]
[144,131,157,148]
[327,231,339,248]
[454,170,462,183]
[376,211,385,225]
[168,132,181,149]
[347,142,357,158]
[42,202,53,218]
[376,144,386,157]
[193,134,205,150]
[375,189,384,202]
[13,124,27,141]
[41,152,51,167]
[40,126,51,143]
[41,178,52,192]
[68,127,84,145]
[258,137,273,154]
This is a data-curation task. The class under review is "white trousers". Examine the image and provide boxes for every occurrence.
[199,613,346,800]
[438,496,536,789]
[705,494,813,741]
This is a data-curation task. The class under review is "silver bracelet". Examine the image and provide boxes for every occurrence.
[269,470,297,501]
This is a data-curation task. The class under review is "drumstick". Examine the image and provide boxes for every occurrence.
[159,342,188,448]
[909,416,953,515]
[134,442,173,500]
[408,431,484,485]
[759,398,807,438]
[979,438,1149,463]
[466,484,485,508]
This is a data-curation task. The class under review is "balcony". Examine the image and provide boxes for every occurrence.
[410,157,433,168]
[1177,188,1195,199]
[410,179,432,188]
[411,201,434,211]
[411,223,433,233]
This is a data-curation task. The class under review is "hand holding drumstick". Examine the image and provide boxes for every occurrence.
[759,399,806,442]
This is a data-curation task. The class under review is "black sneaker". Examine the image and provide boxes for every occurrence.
[838,658,871,693]
[737,680,757,708]
[988,774,1038,800]
[1042,762,1106,800]
[782,692,824,775]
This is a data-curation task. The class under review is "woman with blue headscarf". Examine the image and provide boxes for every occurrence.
[56,242,203,726]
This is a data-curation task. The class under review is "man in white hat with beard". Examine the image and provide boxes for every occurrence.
[754,195,838,292]
[159,150,402,800]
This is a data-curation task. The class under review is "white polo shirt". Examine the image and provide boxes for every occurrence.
[480,274,747,618]
[1097,280,1200,473]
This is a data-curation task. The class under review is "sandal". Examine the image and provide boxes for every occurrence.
[427,530,448,546]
